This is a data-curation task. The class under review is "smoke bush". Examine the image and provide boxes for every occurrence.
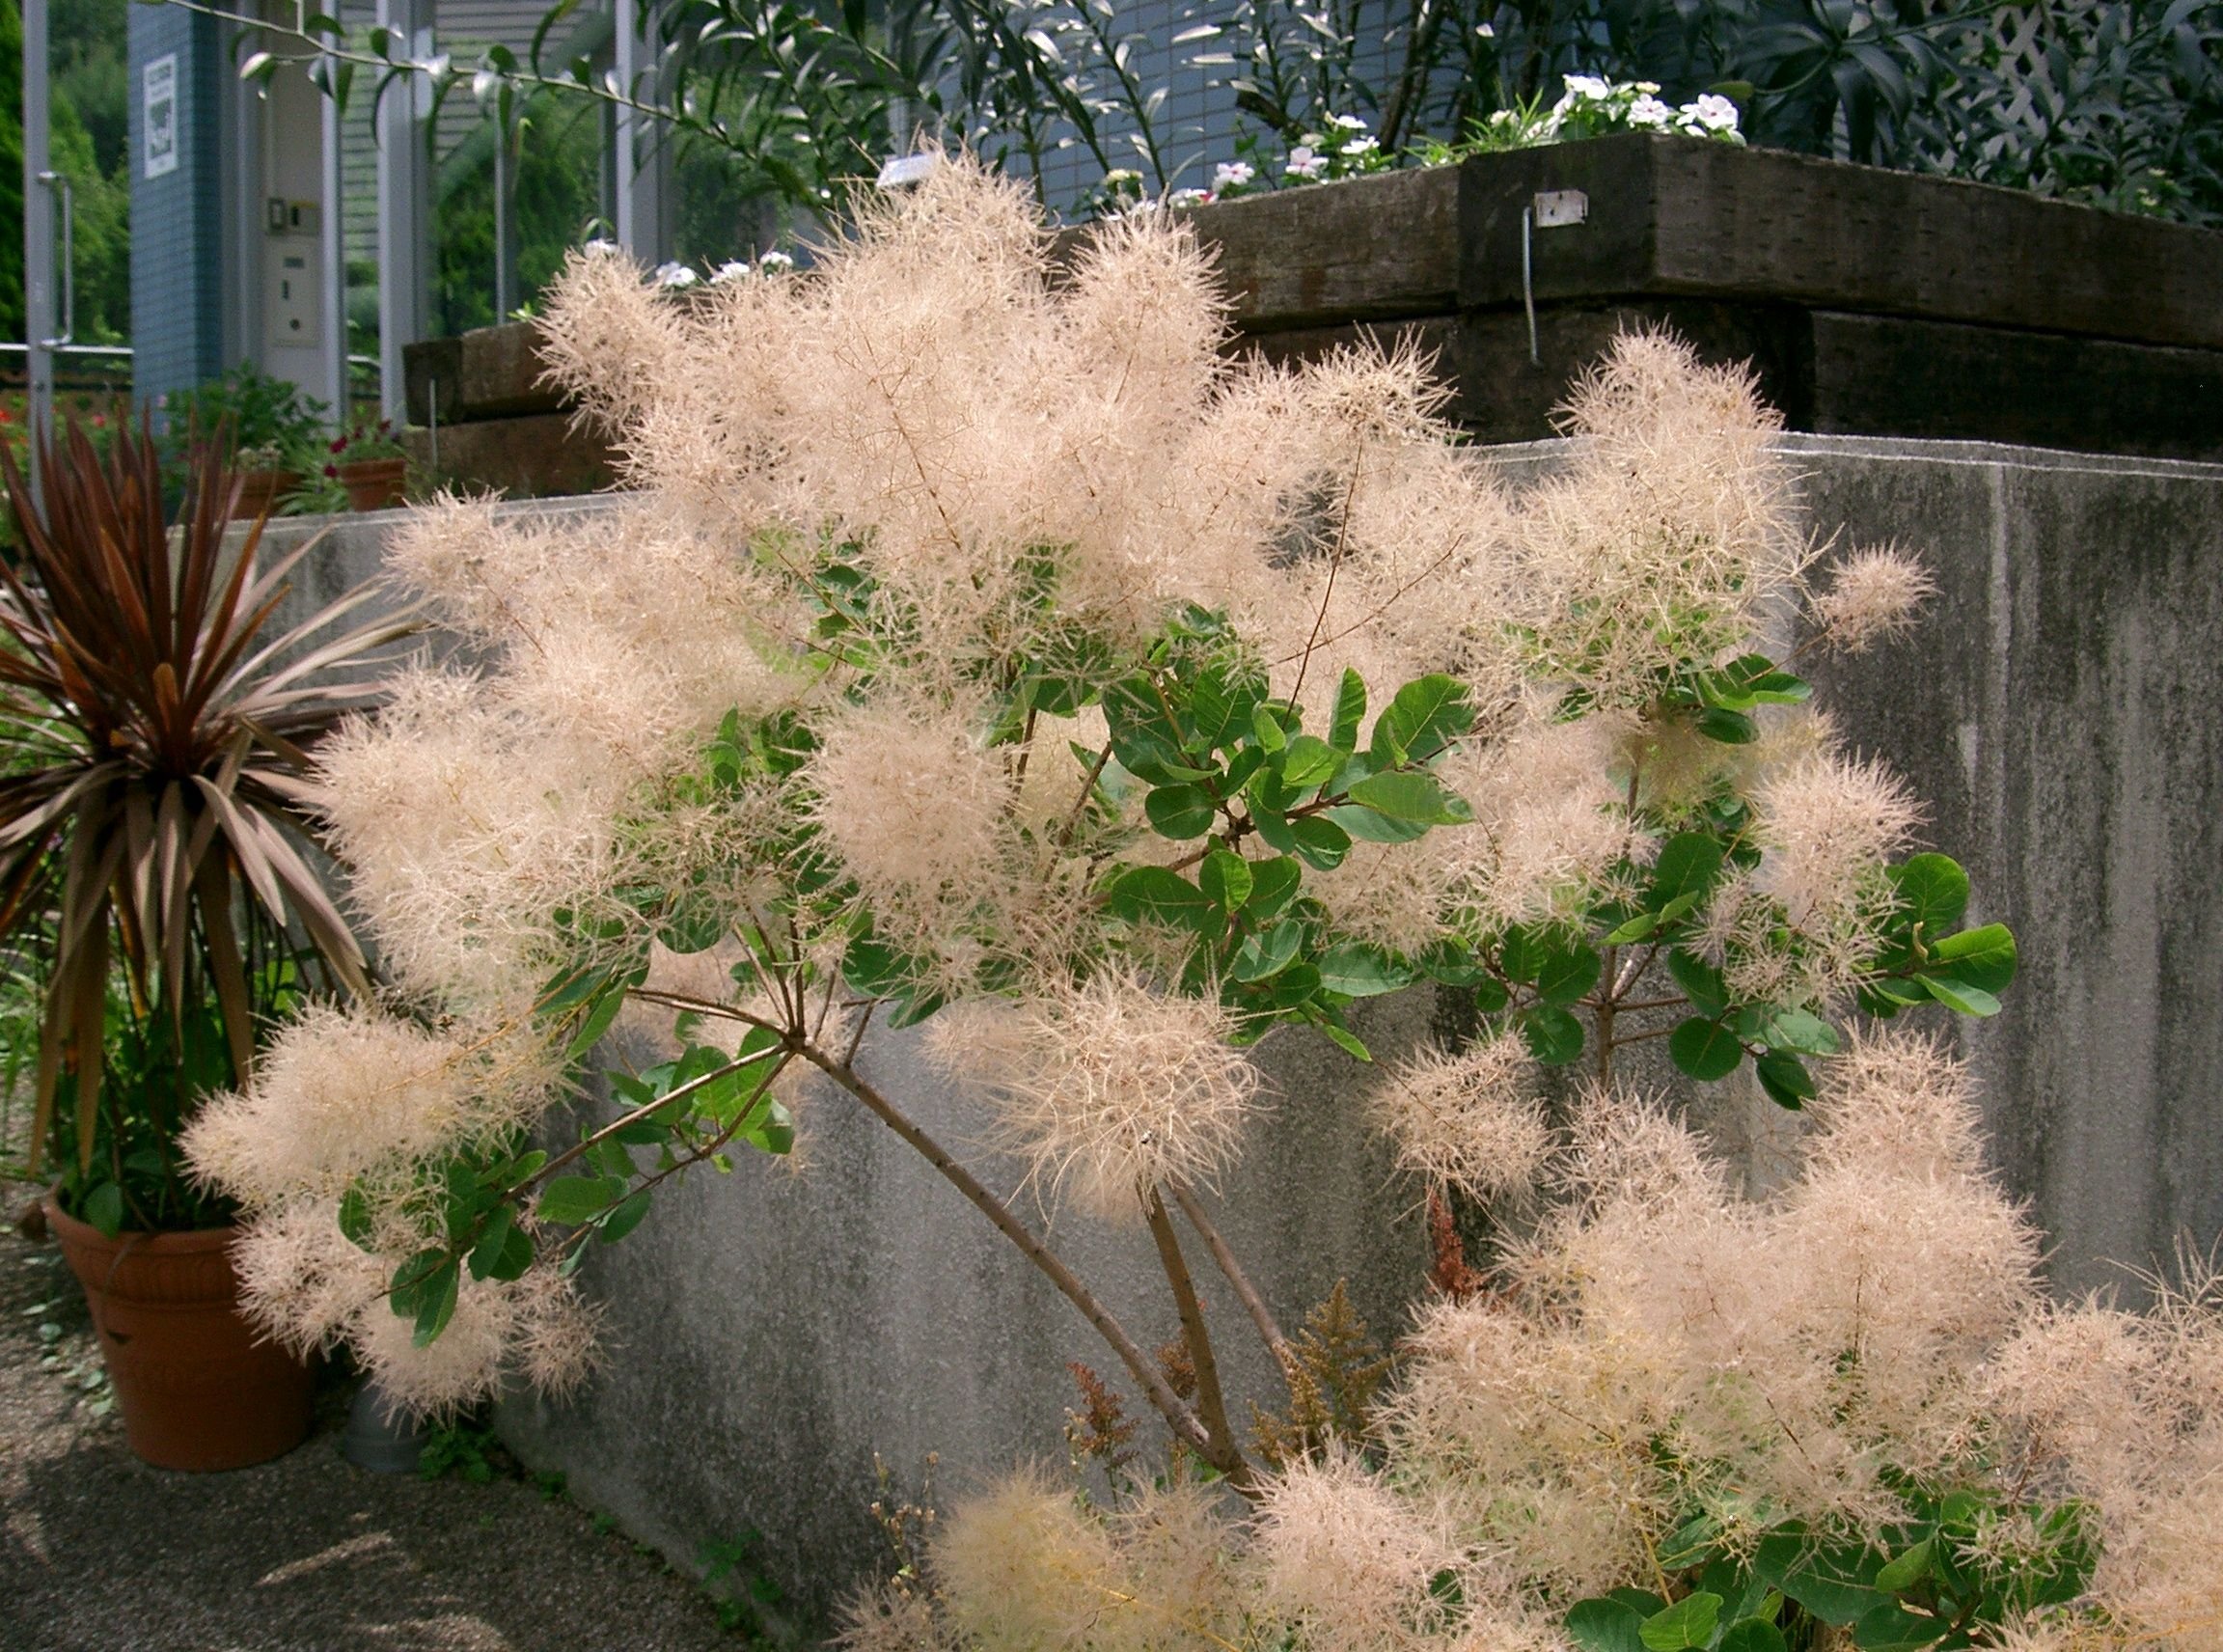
[170,157,2156,1644]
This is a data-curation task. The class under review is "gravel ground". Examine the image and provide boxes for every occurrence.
[0,1209,750,1652]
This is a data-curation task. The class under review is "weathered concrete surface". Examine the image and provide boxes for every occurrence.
[252,438,2223,1615]
[499,994,1437,1631]
[1783,437,2223,1298]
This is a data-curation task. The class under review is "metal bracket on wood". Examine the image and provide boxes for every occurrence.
[1523,189,1590,366]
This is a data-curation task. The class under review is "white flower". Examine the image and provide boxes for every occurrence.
[1166,186,1213,207]
[653,261,699,289]
[708,260,753,284]
[1680,93,1743,134]
[582,236,619,258]
[1212,159,1255,191]
[1476,20,1495,36]
[1329,113,1369,131]
[1561,73,1612,101]
[756,249,796,272]
[1339,135,1380,158]
[1628,95,1674,129]
[1285,146,1329,180]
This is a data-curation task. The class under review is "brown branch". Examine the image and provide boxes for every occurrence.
[1144,1185,1254,1492]
[841,998,875,1067]
[1057,741,1114,849]
[517,1047,779,1196]
[798,1044,1219,1468]
[627,986,790,1035]
[1170,1181,1289,1365]
[1289,441,1367,708]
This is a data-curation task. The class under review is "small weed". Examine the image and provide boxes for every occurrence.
[700,1528,790,1643]
[419,1418,503,1485]
[591,1510,619,1536]
[535,1469,568,1501]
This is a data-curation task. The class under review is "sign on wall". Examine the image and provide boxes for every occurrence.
[143,54,178,179]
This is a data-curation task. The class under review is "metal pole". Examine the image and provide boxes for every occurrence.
[320,50,348,421]
[22,0,54,503]
[493,114,518,319]
[374,0,433,424]
[614,0,664,262]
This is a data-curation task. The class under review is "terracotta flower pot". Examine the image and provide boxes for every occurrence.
[336,456,408,512]
[230,468,300,521]
[45,1197,314,1471]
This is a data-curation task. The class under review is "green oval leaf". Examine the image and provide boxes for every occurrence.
[1323,803,1432,843]
[595,1188,654,1245]
[1920,975,2001,1017]
[1889,852,1969,934]
[1523,1004,1585,1065]
[1345,769,1474,825]
[537,1175,626,1225]
[1315,943,1414,999]
[1278,734,1340,791]
[1873,1536,1934,1594]
[1289,815,1352,869]
[1242,856,1303,919]
[1718,1620,1789,1652]
[1232,920,1304,981]
[1929,922,2016,993]
[1145,783,1219,840]
[1652,833,1725,903]
[1369,674,1473,766]
[1696,706,1758,744]
[1670,1017,1744,1080]
[1330,670,1367,753]
[1566,1599,1647,1652]
[83,1181,125,1239]
[1199,849,1254,910]
[1639,1592,1721,1652]
[1106,867,1218,933]
[1755,1050,1815,1109]
[1668,948,1729,1019]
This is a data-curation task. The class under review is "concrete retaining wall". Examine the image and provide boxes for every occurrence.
[257,433,2223,1618]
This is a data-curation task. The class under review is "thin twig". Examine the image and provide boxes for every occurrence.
[841,998,876,1066]
[799,1043,1219,1467]
[1170,1181,1289,1364]
[1143,1184,1252,1491]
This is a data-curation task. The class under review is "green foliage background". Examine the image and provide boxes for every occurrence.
[0,0,130,347]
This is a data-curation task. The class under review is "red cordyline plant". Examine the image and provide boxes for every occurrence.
[0,416,416,1198]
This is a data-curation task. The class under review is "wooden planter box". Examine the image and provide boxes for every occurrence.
[403,133,2223,496]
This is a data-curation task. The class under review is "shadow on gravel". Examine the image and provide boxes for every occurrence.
[1,1220,746,1652]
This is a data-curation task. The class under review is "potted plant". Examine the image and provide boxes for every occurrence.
[164,367,328,520]
[0,417,418,1469]
[322,419,410,512]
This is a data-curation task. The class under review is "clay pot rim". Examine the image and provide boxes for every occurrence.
[42,1191,238,1255]
[334,455,407,476]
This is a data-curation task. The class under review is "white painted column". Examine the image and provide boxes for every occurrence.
[320,59,348,419]
[613,0,668,262]
[374,0,434,421]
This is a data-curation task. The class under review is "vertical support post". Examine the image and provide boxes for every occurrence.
[374,0,433,423]
[319,52,348,421]
[613,0,666,262]
[493,113,519,319]
[22,0,54,500]
[224,11,261,372]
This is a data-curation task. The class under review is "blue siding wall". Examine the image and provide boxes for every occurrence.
[128,3,227,414]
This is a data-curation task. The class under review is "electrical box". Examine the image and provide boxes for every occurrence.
[266,247,320,350]
[266,198,321,236]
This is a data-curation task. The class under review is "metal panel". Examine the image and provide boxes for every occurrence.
[375,0,435,419]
